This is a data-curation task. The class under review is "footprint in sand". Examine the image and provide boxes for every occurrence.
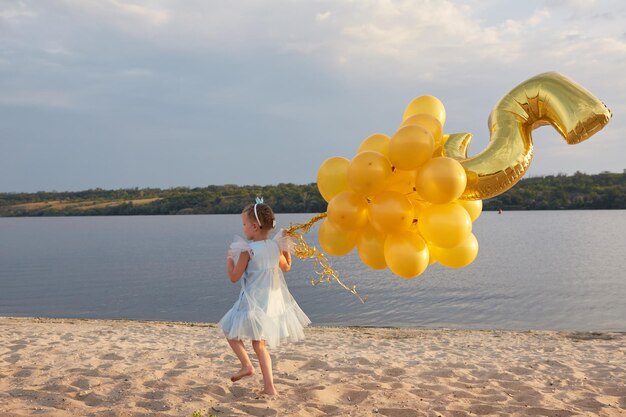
[377,408,421,417]
[229,385,253,398]
[164,369,185,377]
[383,367,406,377]
[467,404,499,415]
[136,399,171,411]
[235,404,278,417]
[305,403,340,414]
[70,378,91,390]
[143,379,170,390]
[76,391,106,407]
[306,385,370,405]
[205,384,227,399]
[300,358,330,371]
[12,368,32,378]
[173,360,199,369]
[100,353,124,361]
[40,381,77,394]
[572,397,608,413]
[9,342,27,352]
[142,390,165,400]
[5,353,21,364]
[411,384,450,397]
[508,365,534,376]
[521,407,576,417]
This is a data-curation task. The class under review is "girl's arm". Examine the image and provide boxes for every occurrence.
[227,251,250,283]
[279,250,292,272]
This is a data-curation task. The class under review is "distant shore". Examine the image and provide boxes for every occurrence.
[1,172,625,217]
[1,316,624,416]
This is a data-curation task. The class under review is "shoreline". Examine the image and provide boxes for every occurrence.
[2,315,625,334]
[1,316,625,416]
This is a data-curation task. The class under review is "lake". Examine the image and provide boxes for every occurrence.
[1,211,625,331]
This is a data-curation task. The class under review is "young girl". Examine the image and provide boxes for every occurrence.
[218,201,311,396]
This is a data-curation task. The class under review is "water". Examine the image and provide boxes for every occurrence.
[1,211,625,331]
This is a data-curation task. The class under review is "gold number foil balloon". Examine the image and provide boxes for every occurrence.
[444,72,611,200]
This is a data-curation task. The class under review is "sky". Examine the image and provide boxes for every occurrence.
[1,0,625,193]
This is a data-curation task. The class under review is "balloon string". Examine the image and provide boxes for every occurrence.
[284,213,367,304]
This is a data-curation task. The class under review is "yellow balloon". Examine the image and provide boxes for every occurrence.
[327,191,368,231]
[347,151,392,196]
[458,199,483,222]
[357,133,391,159]
[357,223,387,269]
[418,202,472,248]
[318,218,357,256]
[368,191,414,234]
[317,156,351,202]
[430,233,479,268]
[389,125,434,170]
[384,231,430,278]
[442,72,611,200]
[415,157,467,204]
[402,95,446,126]
[387,168,416,194]
[401,113,443,148]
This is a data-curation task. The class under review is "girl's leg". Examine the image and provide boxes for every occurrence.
[227,338,255,382]
[252,340,277,395]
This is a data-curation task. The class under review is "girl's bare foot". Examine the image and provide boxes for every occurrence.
[263,386,278,396]
[230,365,254,382]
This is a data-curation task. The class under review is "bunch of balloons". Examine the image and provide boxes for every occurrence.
[317,96,482,279]
[309,72,611,281]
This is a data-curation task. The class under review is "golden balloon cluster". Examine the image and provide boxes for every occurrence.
[285,72,611,294]
[316,96,479,279]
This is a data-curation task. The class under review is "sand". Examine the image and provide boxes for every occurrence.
[0,317,624,417]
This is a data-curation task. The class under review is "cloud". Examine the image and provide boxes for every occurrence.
[6,1,624,83]
[1,0,625,191]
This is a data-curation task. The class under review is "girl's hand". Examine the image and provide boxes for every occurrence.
[279,250,292,272]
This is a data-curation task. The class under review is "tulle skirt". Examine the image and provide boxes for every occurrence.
[218,291,311,348]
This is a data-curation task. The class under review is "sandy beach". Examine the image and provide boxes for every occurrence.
[0,317,624,416]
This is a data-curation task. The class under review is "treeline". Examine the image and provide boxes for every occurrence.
[482,171,625,210]
[0,184,327,216]
[0,172,624,217]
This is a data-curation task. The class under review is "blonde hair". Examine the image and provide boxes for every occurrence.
[242,203,275,230]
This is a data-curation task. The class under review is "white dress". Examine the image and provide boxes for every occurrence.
[218,232,311,348]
